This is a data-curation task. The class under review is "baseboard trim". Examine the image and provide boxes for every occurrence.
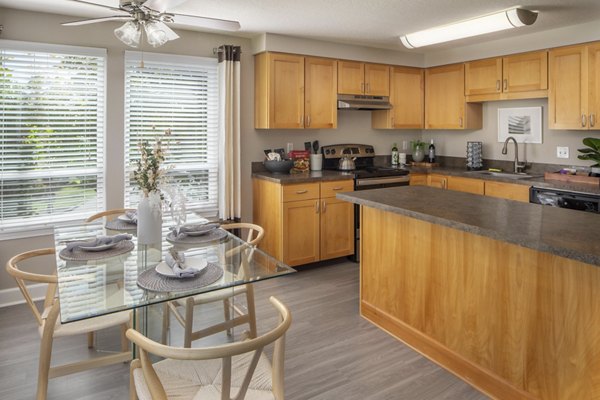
[360,301,536,400]
[0,284,47,308]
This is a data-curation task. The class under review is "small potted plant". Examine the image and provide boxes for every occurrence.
[411,140,426,163]
[577,137,600,176]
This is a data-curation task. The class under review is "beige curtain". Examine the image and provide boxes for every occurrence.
[218,45,241,221]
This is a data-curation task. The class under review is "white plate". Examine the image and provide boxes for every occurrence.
[117,214,134,222]
[80,242,119,252]
[155,257,208,278]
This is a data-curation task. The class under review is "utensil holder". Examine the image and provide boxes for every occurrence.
[466,141,483,170]
[310,154,323,171]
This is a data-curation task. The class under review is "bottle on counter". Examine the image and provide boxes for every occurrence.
[428,139,436,163]
[391,143,399,166]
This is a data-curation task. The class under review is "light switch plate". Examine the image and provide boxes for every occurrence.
[557,146,569,159]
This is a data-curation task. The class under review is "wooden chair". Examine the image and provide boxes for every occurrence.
[163,223,265,347]
[6,248,132,400]
[129,296,291,400]
[86,208,136,223]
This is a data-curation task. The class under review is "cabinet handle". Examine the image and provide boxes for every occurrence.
[361,82,364,93]
[391,116,395,127]
[459,116,463,127]
[582,114,587,127]
[322,200,327,213]
[295,189,308,194]
[332,186,343,191]
[503,79,508,91]
[366,83,370,93]
[307,115,311,127]
[591,114,596,127]
[315,200,320,213]
[300,115,304,127]
[443,179,447,190]
[496,80,501,92]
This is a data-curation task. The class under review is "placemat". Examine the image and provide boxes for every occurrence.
[59,240,135,261]
[105,219,137,232]
[165,228,228,245]
[136,262,223,292]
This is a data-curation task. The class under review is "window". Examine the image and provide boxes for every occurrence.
[0,40,106,234]
[124,52,219,217]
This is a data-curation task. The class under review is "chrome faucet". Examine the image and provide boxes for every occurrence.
[502,136,526,173]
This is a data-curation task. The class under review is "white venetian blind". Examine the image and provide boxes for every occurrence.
[0,40,106,234]
[124,51,219,217]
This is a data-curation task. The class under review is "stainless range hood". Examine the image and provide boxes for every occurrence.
[337,94,393,110]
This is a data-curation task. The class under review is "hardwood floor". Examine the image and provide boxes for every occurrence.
[0,260,488,400]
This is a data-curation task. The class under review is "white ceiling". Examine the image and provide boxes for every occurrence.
[1,0,600,52]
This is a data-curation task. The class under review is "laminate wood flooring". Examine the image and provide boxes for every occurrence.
[0,260,488,400]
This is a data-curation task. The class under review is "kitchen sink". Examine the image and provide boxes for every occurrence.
[466,170,540,180]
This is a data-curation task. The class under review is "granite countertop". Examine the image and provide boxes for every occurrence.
[252,169,354,184]
[338,186,600,267]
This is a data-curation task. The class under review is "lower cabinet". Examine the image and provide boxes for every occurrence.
[427,174,448,189]
[447,176,485,195]
[484,180,530,202]
[253,178,354,267]
[409,173,428,186]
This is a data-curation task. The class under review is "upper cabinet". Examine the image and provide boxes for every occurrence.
[372,66,424,129]
[425,63,482,130]
[465,50,548,102]
[549,43,600,130]
[254,52,337,129]
[338,61,390,96]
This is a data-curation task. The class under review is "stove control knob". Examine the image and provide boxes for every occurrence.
[331,149,336,155]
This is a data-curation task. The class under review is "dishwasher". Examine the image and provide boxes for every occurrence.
[530,186,600,213]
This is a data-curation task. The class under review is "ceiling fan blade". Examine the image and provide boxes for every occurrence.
[155,21,180,40]
[171,13,241,31]
[143,0,188,13]
[69,0,125,13]
[62,15,133,26]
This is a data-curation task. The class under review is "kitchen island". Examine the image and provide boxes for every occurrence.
[338,186,600,400]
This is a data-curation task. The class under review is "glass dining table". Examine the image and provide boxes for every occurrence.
[53,214,295,345]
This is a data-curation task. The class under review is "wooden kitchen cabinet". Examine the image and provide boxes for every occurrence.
[372,66,424,129]
[425,63,482,130]
[427,174,447,189]
[338,60,389,96]
[465,51,548,102]
[254,52,337,129]
[409,173,428,186]
[446,176,484,195]
[484,181,530,202]
[253,178,354,267]
[549,42,600,130]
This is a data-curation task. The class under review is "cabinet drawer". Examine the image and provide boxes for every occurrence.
[282,183,320,202]
[321,180,353,197]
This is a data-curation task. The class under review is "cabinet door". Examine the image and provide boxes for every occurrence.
[283,199,320,266]
[549,45,588,130]
[409,173,428,186]
[503,50,548,93]
[365,63,390,96]
[269,53,305,128]
[320,197,354,260]
[427,174,447,189]
[338,61,364,95]
[484,181,530,202]
[391,67,424,128]
[588,43,600,130]
[465,58,502,96]
[425,64,466,129]
[305,57,337,129]
[447,176,484,195]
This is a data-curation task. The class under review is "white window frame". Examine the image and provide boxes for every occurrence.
[0,40,106,239]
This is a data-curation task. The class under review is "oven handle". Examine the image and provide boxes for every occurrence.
[355,176,410,187]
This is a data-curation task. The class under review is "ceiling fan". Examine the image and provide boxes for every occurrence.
[62,0,241,48]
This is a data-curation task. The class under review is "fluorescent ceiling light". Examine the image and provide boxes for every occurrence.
[400,7,538,49]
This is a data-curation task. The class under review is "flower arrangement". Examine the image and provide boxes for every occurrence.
[133,138,166,197]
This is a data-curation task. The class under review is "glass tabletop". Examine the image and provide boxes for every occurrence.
[54,215,295,324]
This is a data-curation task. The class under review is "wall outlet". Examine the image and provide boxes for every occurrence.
[557,146,569,159]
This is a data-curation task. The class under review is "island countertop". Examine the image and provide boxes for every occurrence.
[338,186,600,267]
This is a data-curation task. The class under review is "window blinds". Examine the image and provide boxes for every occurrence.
[0,41,106,233]
[124,52,219,217]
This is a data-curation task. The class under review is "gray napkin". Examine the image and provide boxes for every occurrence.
[67,234,132,252]
[164,251,202,278]
[171,223,219,239]
[125,210,138,224]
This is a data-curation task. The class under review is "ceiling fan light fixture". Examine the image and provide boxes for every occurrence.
[145,21,169,47]
[399,7,538,49]
[114,21,141,48]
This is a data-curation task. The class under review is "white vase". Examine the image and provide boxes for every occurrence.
[137,193,163,245]
[412,147,425,163]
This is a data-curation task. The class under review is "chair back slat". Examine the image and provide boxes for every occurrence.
[231,347,264,400]
[6,248,58,327]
